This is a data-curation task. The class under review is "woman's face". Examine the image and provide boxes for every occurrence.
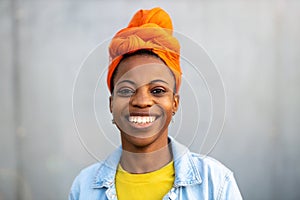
[109,54,179,151]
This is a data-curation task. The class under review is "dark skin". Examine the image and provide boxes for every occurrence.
[109,54,180,173]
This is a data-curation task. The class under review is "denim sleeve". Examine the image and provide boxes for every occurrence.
[68,175,80,200]
[218,172,243,200]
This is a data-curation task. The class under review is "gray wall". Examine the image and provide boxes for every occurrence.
[1,0,300,199]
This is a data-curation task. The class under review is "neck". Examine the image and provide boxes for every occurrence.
[120,142,172,174]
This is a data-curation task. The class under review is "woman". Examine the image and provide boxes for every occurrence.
[69,7,242,200]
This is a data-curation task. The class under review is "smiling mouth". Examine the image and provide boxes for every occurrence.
[128,116,156,124]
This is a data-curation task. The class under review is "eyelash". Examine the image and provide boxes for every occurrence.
[116,88,135,97]
[151,88,166,96]
[116,87,166,97]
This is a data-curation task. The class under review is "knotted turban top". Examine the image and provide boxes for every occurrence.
[107,7,182,93]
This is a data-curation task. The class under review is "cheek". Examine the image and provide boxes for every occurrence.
[111,98,130,113]
[159,100,175,115]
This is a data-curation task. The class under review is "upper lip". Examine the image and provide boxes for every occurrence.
[128,111,158,117]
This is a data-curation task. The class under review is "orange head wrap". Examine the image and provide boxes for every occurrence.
[107,7,181,93]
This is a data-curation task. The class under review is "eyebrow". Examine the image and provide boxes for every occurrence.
[116,80,136,86]
[150,79,169,85]
[116,79,169,86]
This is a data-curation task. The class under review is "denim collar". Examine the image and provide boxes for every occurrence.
[91,137,202,189]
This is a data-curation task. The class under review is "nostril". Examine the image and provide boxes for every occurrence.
[132,100,153,108]
[130,93,153,108]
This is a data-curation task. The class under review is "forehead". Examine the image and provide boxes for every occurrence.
[114,55,175,86]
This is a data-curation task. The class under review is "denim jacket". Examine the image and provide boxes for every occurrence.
[69,138,242,200]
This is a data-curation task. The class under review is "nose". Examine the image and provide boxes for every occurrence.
[131,88,153,108]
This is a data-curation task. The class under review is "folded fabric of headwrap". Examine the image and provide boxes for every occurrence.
[107,7,182,93]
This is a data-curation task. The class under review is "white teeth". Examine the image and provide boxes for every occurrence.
[142,117,146,123]
[129,116,156,124]
[137,117,142,123]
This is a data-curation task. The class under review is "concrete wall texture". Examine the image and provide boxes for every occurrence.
[1,0,300,199]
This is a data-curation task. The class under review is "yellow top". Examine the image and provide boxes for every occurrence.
[115,161,175,200]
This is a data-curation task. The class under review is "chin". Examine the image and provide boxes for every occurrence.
[120,130,169,151]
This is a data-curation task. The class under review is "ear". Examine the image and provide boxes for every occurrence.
[109,96,113,113]
[172,94,180,113]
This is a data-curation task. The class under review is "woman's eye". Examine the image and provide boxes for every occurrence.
[151,88,166,95]
[117,88,135,97]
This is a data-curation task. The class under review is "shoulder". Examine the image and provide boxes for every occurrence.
[70,147,121,195]
[171,137,233,179]
[189,152,235,187]
[69,162,109,200]
[75,162,103,181]
[188,152,243,199]
[70,162,103,192]
[190,152,233,178]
